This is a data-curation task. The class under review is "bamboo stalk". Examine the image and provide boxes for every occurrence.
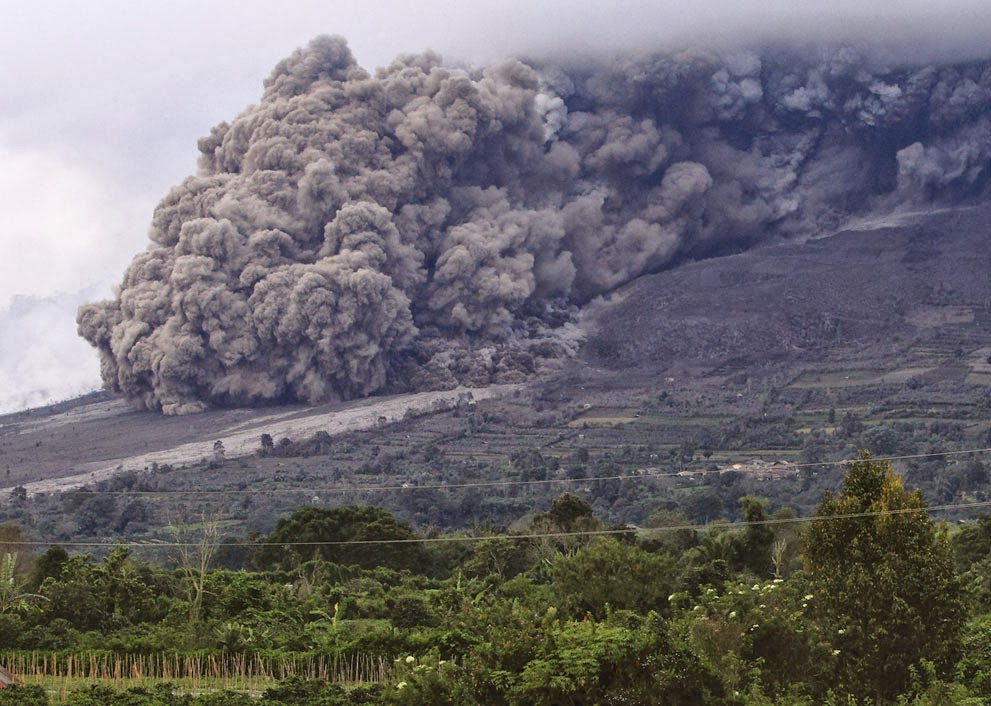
[1,648,400,699]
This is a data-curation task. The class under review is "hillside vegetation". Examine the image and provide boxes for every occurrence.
[0,456,990,704]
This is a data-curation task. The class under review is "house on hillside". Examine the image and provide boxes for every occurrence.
[720,459,798,480]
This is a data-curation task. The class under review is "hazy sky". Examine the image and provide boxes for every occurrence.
[3,0,991,412]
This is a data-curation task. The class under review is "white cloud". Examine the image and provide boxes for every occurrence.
[0,140,148,310]
[0,292,103,414]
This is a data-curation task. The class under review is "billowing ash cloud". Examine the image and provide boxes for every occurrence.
[78,36,991,414]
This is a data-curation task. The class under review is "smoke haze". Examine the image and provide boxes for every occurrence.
[74,34,991,413]
[1,292,103,414]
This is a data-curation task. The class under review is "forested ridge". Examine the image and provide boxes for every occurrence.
[0,455,989,704]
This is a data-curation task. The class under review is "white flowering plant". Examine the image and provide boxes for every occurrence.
[669,575,840,697]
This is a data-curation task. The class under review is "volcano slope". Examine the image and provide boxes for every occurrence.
[577,202,991,393]
[2,204,989,542]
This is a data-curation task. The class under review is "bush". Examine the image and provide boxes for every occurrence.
[261,676,383,705]
[0,684,48,706]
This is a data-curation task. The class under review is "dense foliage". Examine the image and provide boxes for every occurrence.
[0,459,988,704]
[804,454,968,700]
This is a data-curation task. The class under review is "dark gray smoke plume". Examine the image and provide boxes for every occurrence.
[78,36,991,413]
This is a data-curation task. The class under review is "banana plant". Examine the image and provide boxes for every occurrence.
[0,552,47,614]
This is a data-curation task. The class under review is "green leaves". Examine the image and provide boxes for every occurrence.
[250,506,428,573]
[0,552,47,615]
[803,453,968,701]
[551,537,676,618]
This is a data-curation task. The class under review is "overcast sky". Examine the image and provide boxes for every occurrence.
[3,0,991,413]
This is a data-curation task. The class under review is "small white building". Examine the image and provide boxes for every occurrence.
[720,459,798,480]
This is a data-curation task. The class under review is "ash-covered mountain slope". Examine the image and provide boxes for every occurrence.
[578,203,991,382]
[6,204,987,501]
[78,35,991,414]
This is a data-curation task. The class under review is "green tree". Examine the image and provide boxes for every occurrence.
[37,548,161,632]
[671,576,832,699]
[643,509,697,555]
[526,493,607,563]
[461,537,532,580]
[955,614,991,698]
[676,525,734,594]
[731,496,775,578]
[251,505,428,572]
[552,537,676,618]
[540,493,597,530]
[954,515,991,612]
[802,453,967,702]
[25,546,69,592]
[951,513,991,572]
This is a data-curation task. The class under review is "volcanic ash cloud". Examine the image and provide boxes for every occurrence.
[78,36,991,413]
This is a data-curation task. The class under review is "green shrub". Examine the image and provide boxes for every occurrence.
[0,684,49,706]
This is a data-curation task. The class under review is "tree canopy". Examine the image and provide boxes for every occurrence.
[251,505,428,572]
[802,452,967,701]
